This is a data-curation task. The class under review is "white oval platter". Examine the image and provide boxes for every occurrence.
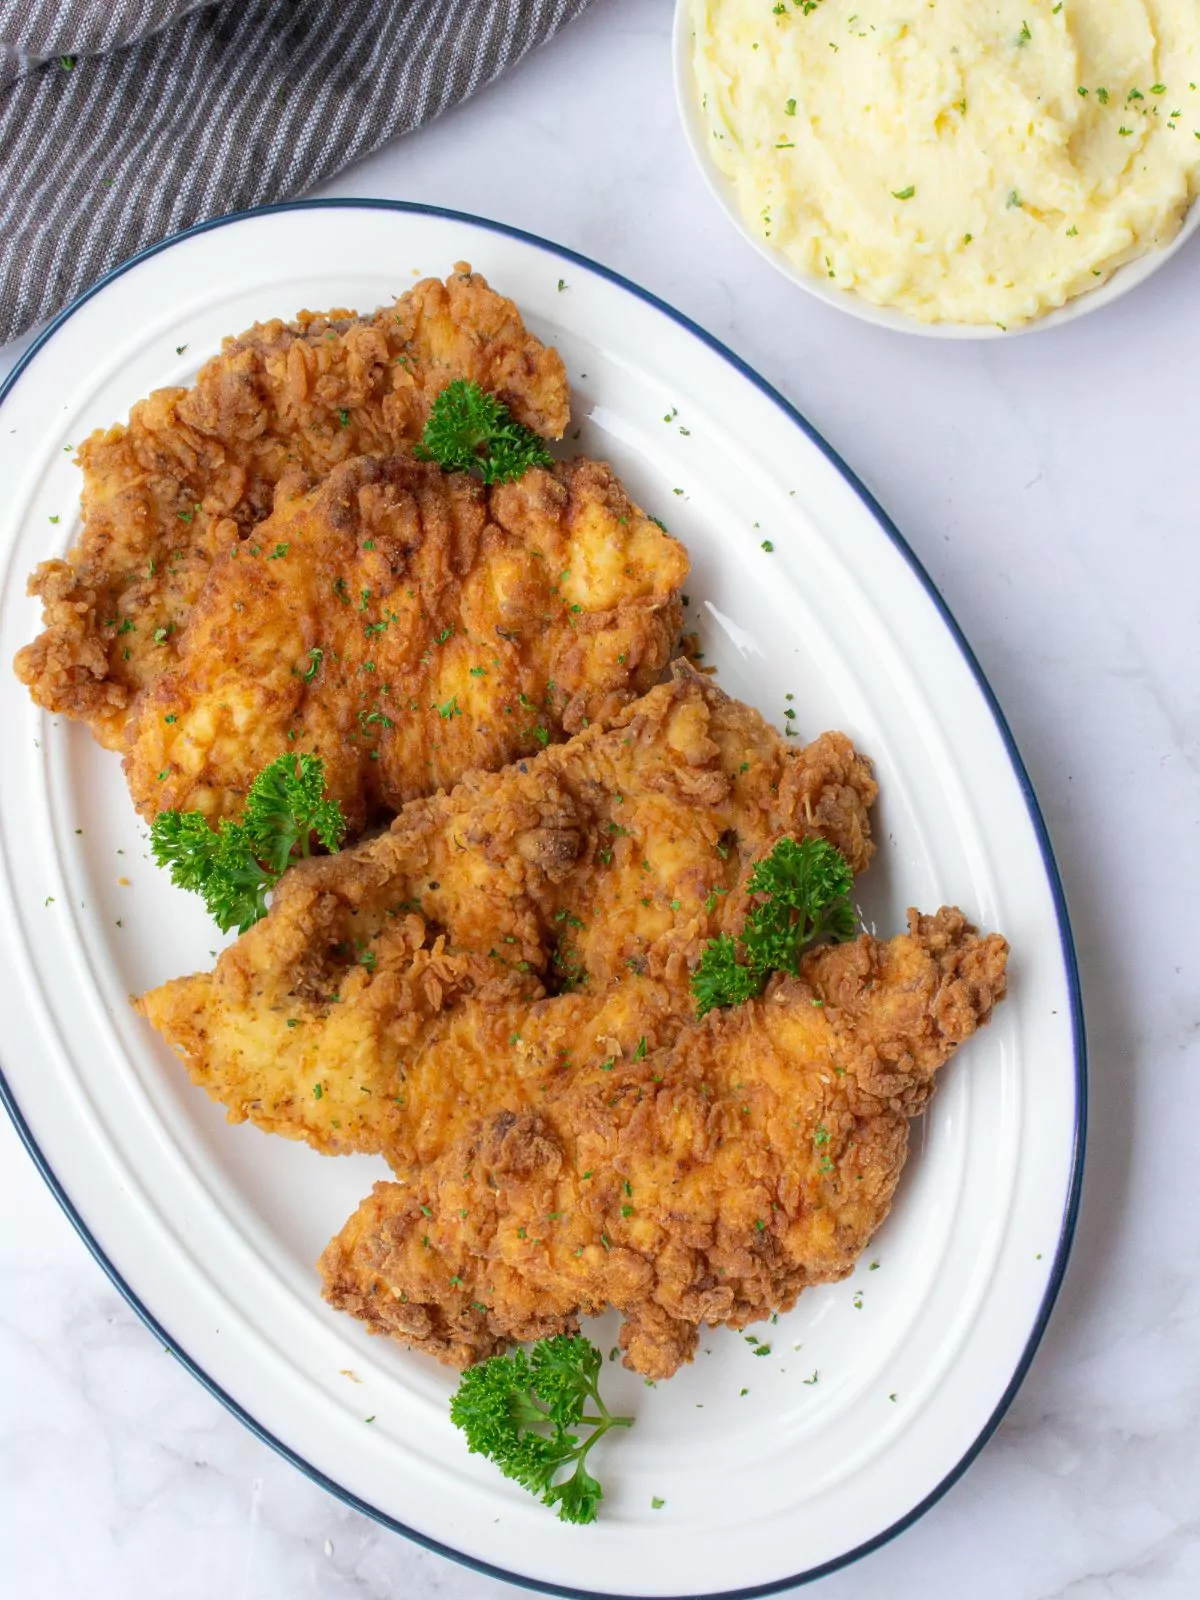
[0,201,1084,1598]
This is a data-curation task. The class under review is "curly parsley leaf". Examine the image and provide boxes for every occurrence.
[691,933,760,1017]
[692,837,856,1017]
[150,753,346,934]
[449,1335,632,1524]
[417,378,554,484]
[207,822,276,933]
[148,809,223,897]
[242,751,346,875]
[742,835,855,975]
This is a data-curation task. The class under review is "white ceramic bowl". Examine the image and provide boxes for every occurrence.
[672,0,1200,339]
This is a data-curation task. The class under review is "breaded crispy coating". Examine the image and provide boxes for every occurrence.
[319,910,1008,1376]
[15,265,569,748]
[120,453,687,828]
[137,666,878,1166]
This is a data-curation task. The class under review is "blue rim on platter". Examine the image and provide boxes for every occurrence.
[0,198,1087,1600]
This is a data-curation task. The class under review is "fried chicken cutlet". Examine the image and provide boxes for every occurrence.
[137,666,878,1168]
[15,265,569,749]
[120,453,688,829]
[319,909,1008,1377]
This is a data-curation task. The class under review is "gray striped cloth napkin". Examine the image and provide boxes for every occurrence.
[0,0,595,347]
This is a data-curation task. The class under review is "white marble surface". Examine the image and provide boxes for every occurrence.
[2,2,1198,1595]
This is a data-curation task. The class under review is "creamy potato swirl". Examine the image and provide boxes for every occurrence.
[692,0,1200,326]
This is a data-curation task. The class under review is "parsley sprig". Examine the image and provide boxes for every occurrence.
[450,1335,633,1524]
[150,753,346,933]
[692,837,856,1017]
[417,378,554,484]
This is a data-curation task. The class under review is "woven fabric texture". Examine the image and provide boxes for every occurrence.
[0,0,593,344]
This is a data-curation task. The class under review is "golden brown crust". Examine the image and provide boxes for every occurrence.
[318,913,1008,1377]
[136,668,878,1166]
[14,265,570,746]
[119,453,688,829]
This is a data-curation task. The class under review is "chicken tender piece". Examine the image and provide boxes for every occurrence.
[137,667,878,1166]
[15,264,569,748]
[121,453,688,829]
[319,909,1008,1375]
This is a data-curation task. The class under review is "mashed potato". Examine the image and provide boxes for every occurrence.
[691,0,1200,326]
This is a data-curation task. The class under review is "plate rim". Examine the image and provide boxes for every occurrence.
[0,196,1087,1599]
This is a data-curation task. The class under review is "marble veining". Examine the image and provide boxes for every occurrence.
[2,2,1198,1595]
